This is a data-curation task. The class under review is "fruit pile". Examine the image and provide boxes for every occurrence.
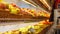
[0,20,52,34]
[0,2,50,18]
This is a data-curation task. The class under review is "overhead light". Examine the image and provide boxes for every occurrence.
[40,0,52,10]
[43,0,51,10]
[22,0,50,13]
[22,0,37,7]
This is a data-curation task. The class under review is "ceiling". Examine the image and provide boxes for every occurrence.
[21,0,54,12]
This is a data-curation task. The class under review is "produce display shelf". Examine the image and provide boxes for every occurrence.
[39,24,52,34]
[0,21,38,33]
[0,21,53,34]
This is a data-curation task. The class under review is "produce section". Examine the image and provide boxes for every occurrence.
[0,0,53,34]
[0,20,52,34]
[0,1,50,19]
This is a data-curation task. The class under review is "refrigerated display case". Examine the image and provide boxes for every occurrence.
[0,0,53,34]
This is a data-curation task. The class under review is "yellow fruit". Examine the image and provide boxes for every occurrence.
[26,25,32,29]
[32,25,40,29]
[10,8,18,14]
[15,31,19,34]
[35,29,41,34]
[4,31,12,34]
[18,26,31,34]
[0,0,3,2]
[7,31,12,34]
[12,30,19,34]
[31,10,35,13]
[4,32,8,34]
[19,27,28,32]
[0,32,2,34]
[9,5,19,14]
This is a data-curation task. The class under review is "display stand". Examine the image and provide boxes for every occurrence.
[54,9,60,34]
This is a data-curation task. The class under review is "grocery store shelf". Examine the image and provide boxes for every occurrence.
[0,21,38,26]
[0,22,38,33]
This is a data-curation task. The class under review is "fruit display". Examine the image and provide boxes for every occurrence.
[0,0,52,34]
[1,20,52,34]
[0,1,50,19]
[0,32,2,34]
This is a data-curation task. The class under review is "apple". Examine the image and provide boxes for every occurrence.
[0,3,7,9]
[11,3,16,7]
[10,3,19,8]
[42,20,52,25]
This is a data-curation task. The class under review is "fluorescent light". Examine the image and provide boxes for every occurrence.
[22,0,50,14]
[40,0,52,10]
[43,0,51,10]
[22,0,37,7]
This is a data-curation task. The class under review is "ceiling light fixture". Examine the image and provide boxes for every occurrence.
[43,0,51,10]
[40,0,52,10]
[22,0,37,7]
[22,0,50,14]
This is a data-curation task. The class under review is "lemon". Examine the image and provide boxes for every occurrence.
[7,31,12,34]
[9,5,19,14]
[32,25,40,29]
[0,0,3,2]
[0,32,2,34]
